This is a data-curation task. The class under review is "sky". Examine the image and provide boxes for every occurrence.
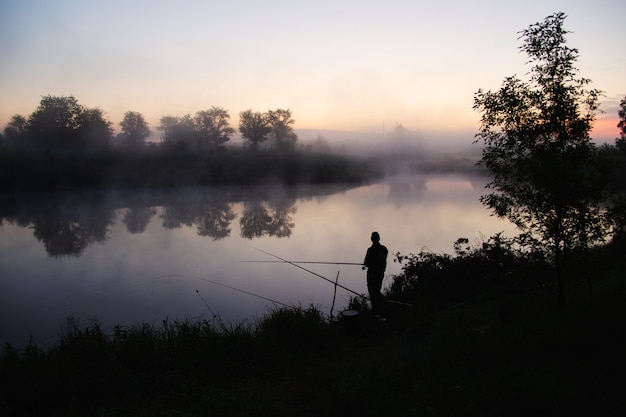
[1,0,624,144]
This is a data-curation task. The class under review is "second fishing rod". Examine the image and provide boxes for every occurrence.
[252,247,370,301]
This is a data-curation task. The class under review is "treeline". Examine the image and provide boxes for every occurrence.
[0,95,380,190]
[0,95,301,152]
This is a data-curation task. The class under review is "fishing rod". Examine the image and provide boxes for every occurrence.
[195,289,227,332]
[196,276,294,309]
[252,247,369,301]
[238,260,364,266]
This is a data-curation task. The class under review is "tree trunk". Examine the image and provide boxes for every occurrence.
[555,246,565,310]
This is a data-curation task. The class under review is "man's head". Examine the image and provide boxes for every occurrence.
[371,231,380,242]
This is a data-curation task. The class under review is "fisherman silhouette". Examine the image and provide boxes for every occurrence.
[363,231,388,317]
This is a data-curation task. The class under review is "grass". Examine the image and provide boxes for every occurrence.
[1,240,624,416]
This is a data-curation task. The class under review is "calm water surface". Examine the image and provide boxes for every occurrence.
[0,173,515,346]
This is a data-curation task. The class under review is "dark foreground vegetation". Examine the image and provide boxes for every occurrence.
[2,235,624,417]
[0,149,381,191]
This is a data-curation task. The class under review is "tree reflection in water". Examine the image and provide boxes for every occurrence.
[239,197,296,239]
[122,207,157,234]
[15,195,114,258]
[0,186,308,257]
[239,201,272,239]
[32,214,112,258]
[195,201,236,240]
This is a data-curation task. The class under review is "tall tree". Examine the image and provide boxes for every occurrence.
[2,114,28,148]
[267,108,297,151]
[158,114,197,151]
[239,110,271,151]
[28,95,83,149]
[473,13,610,308]
[77,107,112,149]
[158,115,178,143]
[120,111,151,148]
[194,106,235,150]
[27,95,111,150]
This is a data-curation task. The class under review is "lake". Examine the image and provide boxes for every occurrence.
[0,172,515,347]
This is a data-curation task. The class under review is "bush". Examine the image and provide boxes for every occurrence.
[388,233,551,313]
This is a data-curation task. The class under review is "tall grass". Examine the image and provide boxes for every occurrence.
[0,305,336,416]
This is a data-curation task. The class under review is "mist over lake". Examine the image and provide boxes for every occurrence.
[0,172,515,347]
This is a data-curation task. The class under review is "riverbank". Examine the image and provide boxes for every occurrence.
[0,149,382,191]
[2,239,624,416]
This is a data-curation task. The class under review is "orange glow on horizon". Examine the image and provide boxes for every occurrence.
[591,117,619,141]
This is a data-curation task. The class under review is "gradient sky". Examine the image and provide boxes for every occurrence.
[1,0,624,143]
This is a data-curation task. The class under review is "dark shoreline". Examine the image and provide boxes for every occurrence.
[0,149,382,192]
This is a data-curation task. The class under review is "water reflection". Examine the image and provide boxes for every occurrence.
[32,208,112,258]
[0,177,491,258]
[240,198,296,239]
[122,207,157,234]
[0,185,343,257]
[3,194,115,258]
[196,202,236,240]
[160,193,237,240]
